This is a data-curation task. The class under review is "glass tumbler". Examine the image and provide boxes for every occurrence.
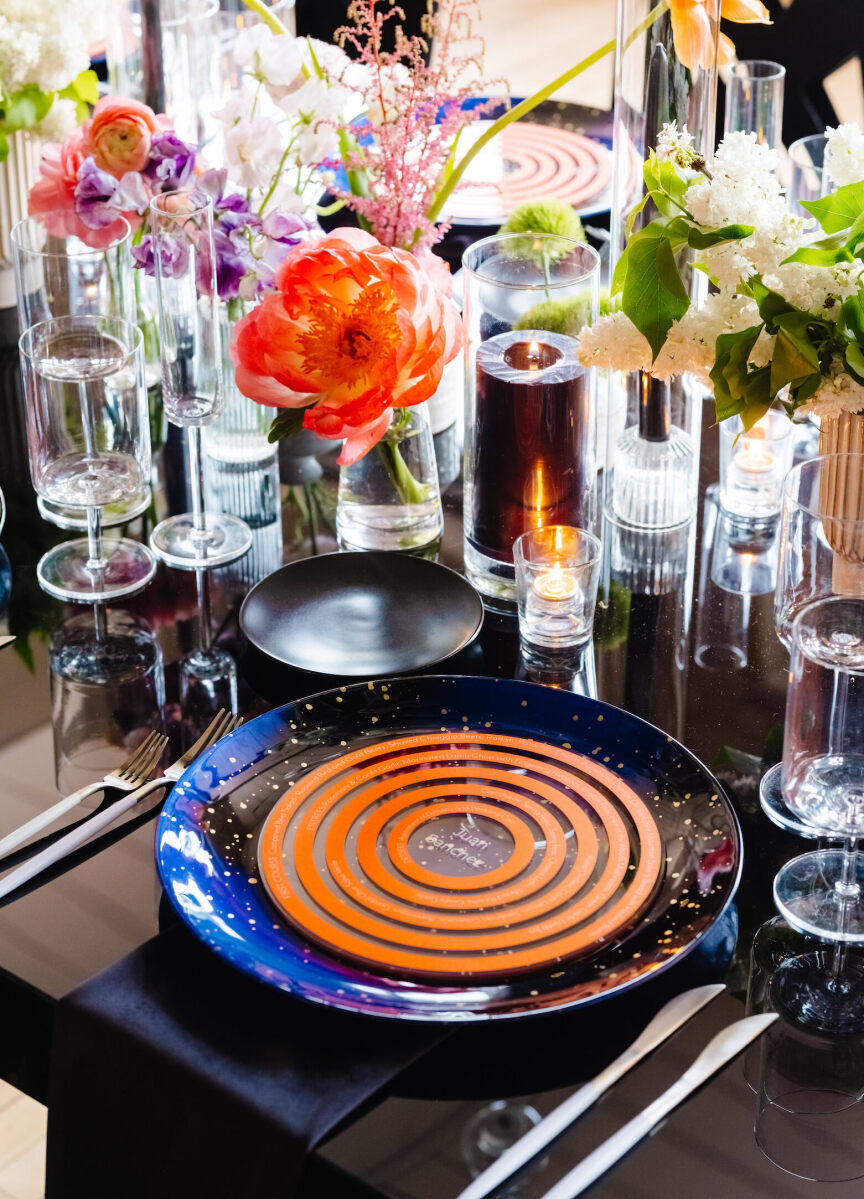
[787,134,833,216]
[723,60,785,149]
[19,315,156,603]
[718,409,794,520]
[149,188,252,569]
[775,454,864,646]
[462,233,599,604]
[774,597,864,941]
[513,525,601,651]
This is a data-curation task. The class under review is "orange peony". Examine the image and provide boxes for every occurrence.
[81,96,171,179]
[231,227,464,464]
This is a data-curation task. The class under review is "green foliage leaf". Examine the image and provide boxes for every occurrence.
[841,294,864,344]
[845,341,864,385]
[58,69,99,106]
[710,325,772,426]
[802,180,864,233]
[687,223,755,249]
[267,407,308,443]
[783,230,854,267]
[792,372,823,406]
[770,312,821,394]
[641,153,690,218]
[2,86,53,133]
[620,226,690,358]
[0,129,7,162]
[743,277,794,332]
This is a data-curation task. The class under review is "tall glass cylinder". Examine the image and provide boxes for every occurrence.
[607,0,720,529]
[723,60,785,149]
[462,233,600,605]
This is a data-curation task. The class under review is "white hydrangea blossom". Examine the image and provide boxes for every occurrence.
[653,292,761,385]
[824,122,864,189]
[35,97,78,142]
[0,1,112,100]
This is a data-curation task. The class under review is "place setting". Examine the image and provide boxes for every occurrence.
[1,0,864,1197]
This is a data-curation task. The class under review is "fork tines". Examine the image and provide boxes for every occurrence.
[115,731,169,783]
[179,709,242,770]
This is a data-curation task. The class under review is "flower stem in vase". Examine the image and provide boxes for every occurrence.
[376,411,431,507]
[818,413,864,595]
[611,372,694,528]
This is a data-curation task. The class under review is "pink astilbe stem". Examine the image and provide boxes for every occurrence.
[334,0,503,252]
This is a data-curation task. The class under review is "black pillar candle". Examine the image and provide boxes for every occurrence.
[468,331,592,563]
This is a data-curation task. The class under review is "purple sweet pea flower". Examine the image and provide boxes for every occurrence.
[74,159,149,230]
[131,233,189,279]
[261,210,310,245]
[196,229,252,300]
[144,132,197,191]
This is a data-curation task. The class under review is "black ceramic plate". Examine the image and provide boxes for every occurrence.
[239,552,484,676]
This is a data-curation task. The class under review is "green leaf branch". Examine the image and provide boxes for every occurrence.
[0,69,98,160]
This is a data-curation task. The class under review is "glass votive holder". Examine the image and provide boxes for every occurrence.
[513,526,601,650]
[718,410,794,519]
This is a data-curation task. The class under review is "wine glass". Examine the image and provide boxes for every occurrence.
[148,188,252,569]
[11,215,152,529]
[19,315,156,603]
[774,596,864,942]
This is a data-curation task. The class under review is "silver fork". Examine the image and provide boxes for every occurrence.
[0,710,241,901]
[0,730,169,859]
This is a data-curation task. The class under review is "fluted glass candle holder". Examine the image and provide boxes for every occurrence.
[513,526,601,650]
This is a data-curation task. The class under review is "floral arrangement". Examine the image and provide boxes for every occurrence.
[0,0,108,157]
[578,122,864,430]
[28,94,316,300]
[231,226,463,463]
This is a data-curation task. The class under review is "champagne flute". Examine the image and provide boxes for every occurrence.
[149,188,252,569]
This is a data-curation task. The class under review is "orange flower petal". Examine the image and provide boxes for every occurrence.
[669,0,717,73]
[718,31,737,65]
[720,0,771,23]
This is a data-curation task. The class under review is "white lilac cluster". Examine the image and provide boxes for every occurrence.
[0,0,110,125]
[824,121,864,188]
[215,26,358,210]
[578,126,864,417]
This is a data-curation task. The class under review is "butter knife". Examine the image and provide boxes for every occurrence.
[539,1013,778,1199]
[457,983,725,1199]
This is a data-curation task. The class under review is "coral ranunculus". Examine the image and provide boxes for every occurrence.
[231,227,464,464]
[81,96,171,179]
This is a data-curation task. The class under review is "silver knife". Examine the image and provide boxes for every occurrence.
[456,984,725,1199]
[0,636,14,651]
[538,1013,779,1199]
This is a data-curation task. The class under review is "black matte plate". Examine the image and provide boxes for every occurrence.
[240,552,484,676]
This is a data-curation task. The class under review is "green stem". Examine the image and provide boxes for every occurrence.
[376,416,429,506]
[426,0,669,225]
[239,0,289,34]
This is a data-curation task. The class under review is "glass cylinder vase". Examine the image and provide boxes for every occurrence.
[462,233,600,605]
[336,404,442,551]
[606,0,720,530]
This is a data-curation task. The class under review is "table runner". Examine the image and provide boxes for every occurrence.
[46,924,447,1198]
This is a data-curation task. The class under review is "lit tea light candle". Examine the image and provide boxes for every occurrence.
[719,410,794,520]
[735,425,775,474]
[534,562,578,601]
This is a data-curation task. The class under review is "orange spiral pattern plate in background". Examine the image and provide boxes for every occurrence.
[258,731,664,979]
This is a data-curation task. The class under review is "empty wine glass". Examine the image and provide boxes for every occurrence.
[774,597,864,941]
[149,188,252,569]
[19,315,156,603]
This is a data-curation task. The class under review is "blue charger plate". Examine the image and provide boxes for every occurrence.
[156,676,741,1021]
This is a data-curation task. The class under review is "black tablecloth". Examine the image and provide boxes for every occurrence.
[46,925,447,1198]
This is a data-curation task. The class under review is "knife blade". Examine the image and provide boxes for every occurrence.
[538,1013,779,1199]
[0,636,15,652]
[456,984,726,1199]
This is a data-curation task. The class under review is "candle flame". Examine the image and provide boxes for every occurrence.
[534,562,578,601]
[738,424,773,472]
[527,340,541,371]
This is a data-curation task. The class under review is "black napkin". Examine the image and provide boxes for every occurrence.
[46,924,447,1199]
